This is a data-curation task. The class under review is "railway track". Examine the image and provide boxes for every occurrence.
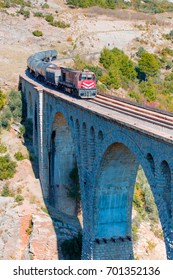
[89,94,173,130]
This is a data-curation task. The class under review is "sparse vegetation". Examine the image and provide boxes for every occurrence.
[32,30,43,37]
[15,194,24,203]
[25,216,33,235]
[0,155,17,180]
[14,151,25,161]
[41,206,49,214]
[0,144,7,153]
[0,90,7,110]
[1,183,15,197]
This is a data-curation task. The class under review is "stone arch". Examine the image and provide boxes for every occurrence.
[160,160,172,219]
[146,153,155,175]
[93,142,139,259]
[48,112,77,216]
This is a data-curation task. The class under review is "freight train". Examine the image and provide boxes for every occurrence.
[27,50,97,99]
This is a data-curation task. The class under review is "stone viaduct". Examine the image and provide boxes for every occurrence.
[19,74,173,260]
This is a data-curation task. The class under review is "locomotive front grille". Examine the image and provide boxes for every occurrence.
[79,89,97,98]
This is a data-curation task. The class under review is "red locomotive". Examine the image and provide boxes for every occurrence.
[27,50,97,99]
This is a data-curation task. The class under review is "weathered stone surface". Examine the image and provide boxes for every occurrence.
[20,75,173,260]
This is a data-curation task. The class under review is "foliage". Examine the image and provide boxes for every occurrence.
[0,107,12,128]
[18,8,30,19]
[1,183,15,197]
[136,46,146,58]
[99,47,137,89]
[138,52,160,79]
[0,154,17,180]
[66,0,173,13]
[8,89,22,122]
[61,232,82,260]
[15,194,24,203]
[0,90,7,110]
[50,20,70,28]
[41,3,49,9]
[33,12,44,18]
[32,30,43,37]
[139,79,157,102]
[41,206,49,214]
[0,144,7,153]
[45,14,54,23]
[25,217,33,235]
[128,91,142,103]
[14,151,25,161]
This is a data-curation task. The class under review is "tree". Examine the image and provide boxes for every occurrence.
[0,90,7,110]
[138,52,160,79]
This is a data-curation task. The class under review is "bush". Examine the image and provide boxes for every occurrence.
[14,152,25,161]
[50,20,70,28]
[0,107,12,128]
[99,47,137,90]
[25,217,33,235]
[32,30,43,37]
[15,194,24,203]
[0,155,17,180]
[0,90,7,110]
[1,184,15,197]
[41,3,49,9]
[45,14,54,23]
[8,89,22,122]
[138,52,160,79]
[33,12,44,17]
[18,8,30,19]
[0,144,7,153]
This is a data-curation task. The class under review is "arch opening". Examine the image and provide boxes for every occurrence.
[93,142,166,260]
[49,112,78,216]
[160,160,172,219]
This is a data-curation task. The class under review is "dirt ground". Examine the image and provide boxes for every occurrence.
[1,0,173,90]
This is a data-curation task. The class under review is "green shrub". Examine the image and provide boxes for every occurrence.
[0,144,7,153]
[0,155,17,180]
[26,217,33,235]
[1,184,15,197]
[0,107,12,128]
[15,194,24,203]
[32,30,43,37]
[8,89,22,122]
[45,14,54,23]
[41,206,49,214]
[50,20,70,28]
[128,91,142,103]
[33,12,44,17]
[14,152,25,161]
[18,8,30,19]
[0,90,7,110]
[41,3,49,9]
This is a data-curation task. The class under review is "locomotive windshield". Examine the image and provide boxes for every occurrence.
[79,73,95,80]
